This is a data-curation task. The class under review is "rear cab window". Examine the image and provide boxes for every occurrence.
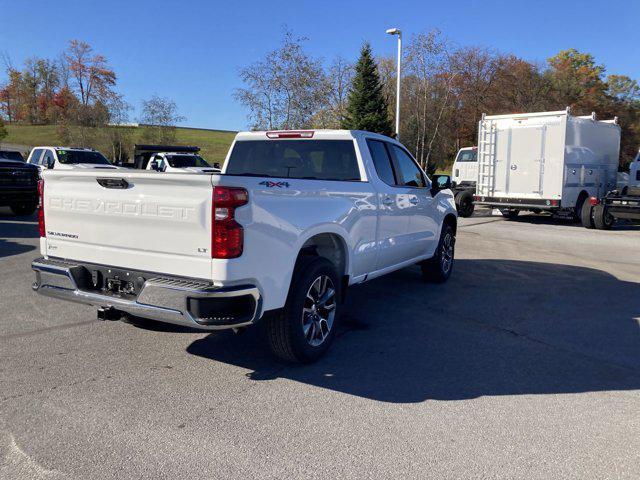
[226,140,361,181]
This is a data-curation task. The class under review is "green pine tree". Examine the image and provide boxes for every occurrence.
[341,42,393,136]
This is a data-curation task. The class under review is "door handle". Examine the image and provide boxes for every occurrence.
[382,197,394,206]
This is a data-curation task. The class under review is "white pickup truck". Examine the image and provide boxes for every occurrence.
[27,147,118,174]
[145,152,221,173]
[32,130,457,362]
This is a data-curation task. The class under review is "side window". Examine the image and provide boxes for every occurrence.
[390,145,427,188]
[30,149,43,165]
[367,139,396,186]
[42,150,55,168]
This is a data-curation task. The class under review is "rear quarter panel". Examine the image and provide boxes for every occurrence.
[215,176,378,311]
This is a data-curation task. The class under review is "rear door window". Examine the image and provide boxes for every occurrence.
[42,150,55,168]
[29,149,44,165]
[366,140,396,186]
[226,140,361,181]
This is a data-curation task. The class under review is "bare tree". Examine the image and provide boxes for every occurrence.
[139,95,185,144]
[403,30,452,170]
[236,30,327,130]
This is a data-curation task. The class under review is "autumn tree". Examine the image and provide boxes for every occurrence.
[64,40,116,107]
[547,48,607,113]
[341,42,393,136]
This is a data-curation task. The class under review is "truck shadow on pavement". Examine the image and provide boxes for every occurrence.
[0,211,37,258]
[187,259,640,403]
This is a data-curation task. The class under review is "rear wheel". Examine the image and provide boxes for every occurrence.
[421,223,455,283]
[266,257,340,363]
[580,200,594,229]
[575,194,589,222]
[500,209,519,220]
[593,204,614,230]
[10,203,37,216]
[455,191,474,218]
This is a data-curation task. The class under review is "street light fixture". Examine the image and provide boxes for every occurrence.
[386,27,402,139]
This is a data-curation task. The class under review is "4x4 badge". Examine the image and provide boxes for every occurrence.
[259,181,290,188]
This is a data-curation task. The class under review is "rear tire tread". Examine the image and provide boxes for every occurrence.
[266,256,339,363]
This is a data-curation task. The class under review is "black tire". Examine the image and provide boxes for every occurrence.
[574,194,588,222]
[266,256,340,363]
[10,203,37,216]
[500,209,519,219]
[421,223,455,283]
[580,199,594,229]
[593,204,614,230]
[455,191,474,218]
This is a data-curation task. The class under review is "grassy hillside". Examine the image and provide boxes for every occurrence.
[3,124,237,164]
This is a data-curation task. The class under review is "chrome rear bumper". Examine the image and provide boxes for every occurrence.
[31,257,261,330]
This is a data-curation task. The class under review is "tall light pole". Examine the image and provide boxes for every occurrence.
[386,27,402,139]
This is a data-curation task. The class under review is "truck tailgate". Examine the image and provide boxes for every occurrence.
[42,170,214,279]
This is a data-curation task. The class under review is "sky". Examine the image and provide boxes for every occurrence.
[1,0,638,130]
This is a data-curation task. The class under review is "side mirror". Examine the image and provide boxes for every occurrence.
[431,174,451,195]
[213,162,221,170]
[46,158,55,169]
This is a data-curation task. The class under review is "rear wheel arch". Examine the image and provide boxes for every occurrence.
[443,213,457,236]
[296,232,349,276]
[576,190,589,211]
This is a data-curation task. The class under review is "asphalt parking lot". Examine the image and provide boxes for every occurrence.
[1,207,639,479]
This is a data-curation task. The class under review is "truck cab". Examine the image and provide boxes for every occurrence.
[450,146,477,217]
[27,147,117,174]
[451,146,477,188]
[146,152,220,173]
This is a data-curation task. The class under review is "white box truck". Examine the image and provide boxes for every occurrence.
[473,108,621,220]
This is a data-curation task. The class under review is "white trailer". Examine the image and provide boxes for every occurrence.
[474,108,621,219]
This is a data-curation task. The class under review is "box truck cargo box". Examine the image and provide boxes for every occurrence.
[474,108,620,218]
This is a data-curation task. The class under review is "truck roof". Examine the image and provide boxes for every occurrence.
[483,109,618,126]
[234,130,395,142]
[32,146,97,151]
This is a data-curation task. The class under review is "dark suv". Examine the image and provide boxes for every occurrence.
[0,151,40,215]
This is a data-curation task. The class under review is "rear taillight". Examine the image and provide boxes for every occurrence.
[589,196,600,206]
[212,186,248,259]
[38,179,45,237]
